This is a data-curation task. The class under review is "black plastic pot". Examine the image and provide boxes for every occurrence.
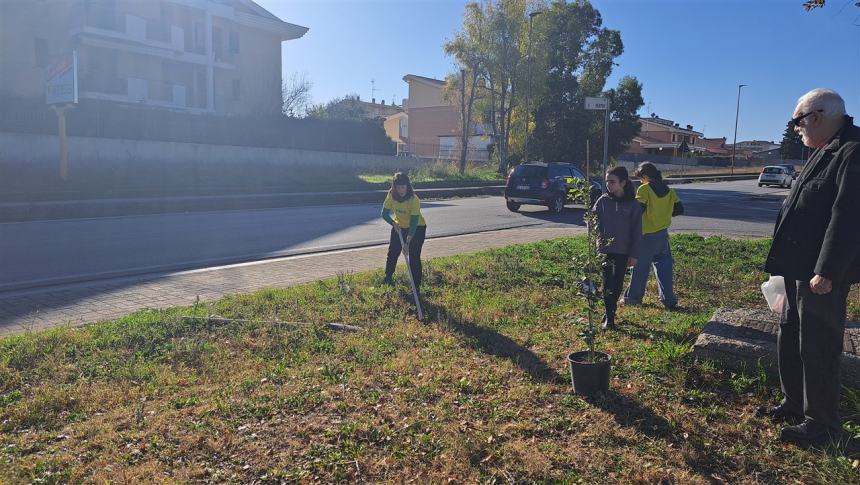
[568,351,611,396]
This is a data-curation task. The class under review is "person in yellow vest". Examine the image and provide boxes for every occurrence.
[381,172,427,288]
[623,161,684,309]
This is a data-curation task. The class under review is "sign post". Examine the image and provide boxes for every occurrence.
[46,51,78,179]
[585,96,610,177]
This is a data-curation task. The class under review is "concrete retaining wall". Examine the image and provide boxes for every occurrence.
[0,132,418,170]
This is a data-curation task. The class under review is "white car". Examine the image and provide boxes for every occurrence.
[758,165,794,188]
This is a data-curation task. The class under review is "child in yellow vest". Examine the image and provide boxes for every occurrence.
[624,162,684,309]
[381,172,427,288]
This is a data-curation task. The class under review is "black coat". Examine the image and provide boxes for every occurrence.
[765,116,860,285]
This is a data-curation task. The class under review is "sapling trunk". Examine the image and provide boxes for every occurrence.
[571,177,606,363]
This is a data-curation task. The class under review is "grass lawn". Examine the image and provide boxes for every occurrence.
[2,160,504,203]
[2,235,860,483]
[358,161,503,186]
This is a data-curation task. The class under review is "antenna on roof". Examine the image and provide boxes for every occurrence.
[371,79,376,103]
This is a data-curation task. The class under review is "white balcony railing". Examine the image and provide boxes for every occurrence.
[127,78,188,108]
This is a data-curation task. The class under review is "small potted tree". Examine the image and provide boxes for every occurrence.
[566,177,612,396]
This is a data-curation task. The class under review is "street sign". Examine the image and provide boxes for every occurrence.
[46,51,78,105]
[585,96,608,110]
[584,97,611,176]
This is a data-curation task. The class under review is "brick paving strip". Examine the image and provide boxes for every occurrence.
[0,227,580,336]
[693,308,860,388]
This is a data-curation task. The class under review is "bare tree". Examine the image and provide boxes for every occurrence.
[282,72,312,117]
[445,3,486,174]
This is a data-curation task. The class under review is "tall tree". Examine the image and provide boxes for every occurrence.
[447,0,548,174]
[484,0,526,174]
[444,2,486,174]
[780,122,805,159]
[529,0,639,167]
[604,76,644,162]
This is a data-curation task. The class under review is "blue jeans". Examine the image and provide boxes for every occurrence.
[624,229,677,307]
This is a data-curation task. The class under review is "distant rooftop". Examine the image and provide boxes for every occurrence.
[403,74,446,86]
[641,114,703,136]
[213,0,308,40]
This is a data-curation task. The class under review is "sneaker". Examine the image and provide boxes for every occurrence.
[601,314,616,331]
[381,276,394,286]
[755,404,803,425]
[780,419,843,448]
[623,298,641,307]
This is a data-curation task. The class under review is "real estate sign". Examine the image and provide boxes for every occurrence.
[46,51,78,105]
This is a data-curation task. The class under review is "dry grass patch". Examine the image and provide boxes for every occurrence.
[1,235,859,483]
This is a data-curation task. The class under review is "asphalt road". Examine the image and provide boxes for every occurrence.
[0,179,787,292]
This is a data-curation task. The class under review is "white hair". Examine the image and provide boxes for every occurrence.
[797,88,846,119]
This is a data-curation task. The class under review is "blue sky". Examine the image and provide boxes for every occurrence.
[259,0,860,143]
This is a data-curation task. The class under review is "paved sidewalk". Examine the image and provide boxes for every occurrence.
[0,227,579,336]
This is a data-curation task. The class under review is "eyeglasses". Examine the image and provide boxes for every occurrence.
[791,109,823,127]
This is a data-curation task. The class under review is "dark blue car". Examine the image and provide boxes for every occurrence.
[504,162,601,214]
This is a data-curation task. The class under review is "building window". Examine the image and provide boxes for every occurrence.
[34,38,49,68]
[232,79,240,101]
[229,32,240,54]
[212,26,222,57]
[193,22,205,53]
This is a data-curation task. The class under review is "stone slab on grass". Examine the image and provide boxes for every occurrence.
[693,308,860,387]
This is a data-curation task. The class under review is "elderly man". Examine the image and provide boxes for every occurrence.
[759,89,860,447]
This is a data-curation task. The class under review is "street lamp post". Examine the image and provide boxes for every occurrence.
[523,10,542,164]
[730,84,747,176]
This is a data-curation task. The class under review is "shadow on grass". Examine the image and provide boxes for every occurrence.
[617,319,696,345]
[584,390,778,480]
[583,391,674,440]
[422,301,563,385]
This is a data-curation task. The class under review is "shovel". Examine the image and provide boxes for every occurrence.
[395,227,424,321]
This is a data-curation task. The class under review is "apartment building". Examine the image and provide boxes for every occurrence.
[699,137,730,155]
[626,114,705,157]
[729,140,781,153]
[0,0,307,115]
[388,74,492,160]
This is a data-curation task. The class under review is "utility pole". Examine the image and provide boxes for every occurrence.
[731,84,747,176]
[602,100,609,175]
[523,10,542,164]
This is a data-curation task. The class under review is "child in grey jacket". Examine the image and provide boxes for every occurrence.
[592,166,642,330]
